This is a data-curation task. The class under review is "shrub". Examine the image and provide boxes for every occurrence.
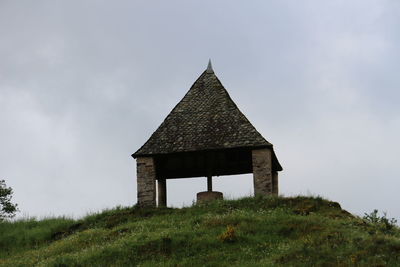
[363,209,398,233]
[0,179,18,221]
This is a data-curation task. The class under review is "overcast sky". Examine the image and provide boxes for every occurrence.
[1,1,399,221]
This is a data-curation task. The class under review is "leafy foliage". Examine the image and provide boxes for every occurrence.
[363,209,398,234]
[0,179,18,221]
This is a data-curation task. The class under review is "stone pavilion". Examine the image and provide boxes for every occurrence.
[132,61,282,207]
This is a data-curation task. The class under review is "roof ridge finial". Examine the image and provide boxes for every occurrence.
[206,59,214,74]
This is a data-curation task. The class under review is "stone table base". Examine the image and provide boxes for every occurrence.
[197,191,223,203]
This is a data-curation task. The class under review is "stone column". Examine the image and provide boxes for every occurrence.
[252,148,273,196]
[207,175,212,192]
[136,157,156,207]
[272,171,279,195]
[157,178,167,207]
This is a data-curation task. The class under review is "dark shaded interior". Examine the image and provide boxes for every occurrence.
[154,148,253,179]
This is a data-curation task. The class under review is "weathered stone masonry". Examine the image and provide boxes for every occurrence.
[136,157,156,207]
[252,148,273,195]
[252,148,278,195]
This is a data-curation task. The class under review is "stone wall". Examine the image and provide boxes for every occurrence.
[252,148,273,196]
[136,157,156,207]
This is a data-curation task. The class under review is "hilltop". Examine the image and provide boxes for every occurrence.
[1,196,399,266]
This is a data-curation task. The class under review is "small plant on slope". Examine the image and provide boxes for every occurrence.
[0,179,18,221]
[363,209,398,234]
[219,225,236,243]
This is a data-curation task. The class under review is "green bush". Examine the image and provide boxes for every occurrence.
[0,179,18,221]
[363,209,398,234]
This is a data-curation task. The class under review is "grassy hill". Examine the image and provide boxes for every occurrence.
[1,196,399,266]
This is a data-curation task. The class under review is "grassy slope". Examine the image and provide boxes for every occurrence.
[1,196,399,267]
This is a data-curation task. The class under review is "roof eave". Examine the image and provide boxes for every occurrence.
[132,144,273,159]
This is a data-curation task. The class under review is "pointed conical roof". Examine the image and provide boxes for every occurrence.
[133,63,279,169]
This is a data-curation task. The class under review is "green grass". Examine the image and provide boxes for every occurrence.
[1,196,399,266]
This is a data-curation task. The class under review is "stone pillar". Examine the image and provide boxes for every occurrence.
[136,157,156,207]
[207,175,212,192]
[252,148,273,196]
[157,178,167,207]
[272,171,279,195]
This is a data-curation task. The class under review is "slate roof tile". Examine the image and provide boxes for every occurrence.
[133,66,281,171]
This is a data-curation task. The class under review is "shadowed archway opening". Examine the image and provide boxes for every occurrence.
[166,174,254,207]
